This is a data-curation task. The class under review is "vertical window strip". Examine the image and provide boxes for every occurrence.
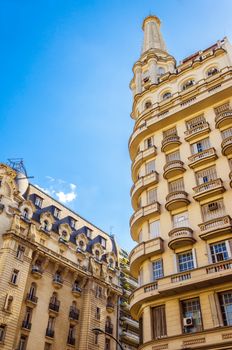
[163,127,177,138]
[166,151,180,162]
[169,178,184,192]
[149,220,160,239]
[214,102,230,115]
[152,305,167,339]
[191,138,210,154]
[195,166,217,185]
[186,115,206,130]
[147,188,157,204]
[201,199,225,221]
[221,128,232,140]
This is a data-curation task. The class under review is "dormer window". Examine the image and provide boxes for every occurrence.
[162,92,172,100]
[100,237,106,249]
[79,240,85,250]
[95,250,100,260]
[62,230,68,239]
[109,258,114,269]
[182,79,195,91]
[86,228,92,239]
[157,67,165,76]
[35,196,43,208]
[70,218,76,230]
[53,207,61,219]
[23,208,30,220]
[42,220,50,232]
[145,101,152,109]
[207,67,218,77]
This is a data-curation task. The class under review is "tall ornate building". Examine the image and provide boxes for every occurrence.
[129,15,232,350]
[0,161,126,350]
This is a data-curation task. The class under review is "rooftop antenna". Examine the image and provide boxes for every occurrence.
[109,226,114,235]
[7,158,34,180]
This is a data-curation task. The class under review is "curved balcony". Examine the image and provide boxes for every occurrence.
[221,136,232,156]
[131,172,159,209]
[72,286,82,298]
[199,215,232,240]
[188,148,217,169]
[130,202,160,240]
[106,302,115,313]
[120,330,139,345]
[193,178,225,201]
[161,135,181,153]
[52,276,63,289]
[184,122,210,142]
[163,160,185,180]
[31,265,43,279]
[129,237,164,278]
[25,293,38,307]
[131,146,157,181]
[165,191,190,211]
[215,110,232,129]
[168,227,195,250]
[121,316,139,330]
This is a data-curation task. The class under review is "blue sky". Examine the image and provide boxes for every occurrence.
[0,0,232,250]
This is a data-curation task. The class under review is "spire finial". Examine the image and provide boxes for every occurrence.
[142,15,167,54]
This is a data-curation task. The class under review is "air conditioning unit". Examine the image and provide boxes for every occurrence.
[183,317,193,327]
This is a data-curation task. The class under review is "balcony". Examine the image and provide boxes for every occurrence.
[121,301,130,313]
[129,259,232,319]
[161,135,181,153]
[199,215,232,240]
[165,191,190,211]
[221,136,232,156]
[132,146,157,181]
[31,265,43,279]
[72,285,82,298]
[163,160,185,179]
[105,324,113,335]
[69,308,79,322]
[130,202,160,239]
[130,171,159,209]
[21,321,32,331]
[168,227,195,250]
[193,178,225,201]
[48,301,60,314]
[25,293,38,306]
[121,275,138,289]
[120,330,139,345]
[129,237,164,278]
[215,110,232,129]
[46,328,54,338]
[188,148,217,169]
[67,336,75,346]
[52,275,63,289]
[184,122,210,142]
[121,316,139,330]
[106,302,115,313]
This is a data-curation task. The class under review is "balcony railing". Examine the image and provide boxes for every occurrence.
[22,320,32,330]
[121,316,139,329]
[129,259,232,318]
[193,178,225,201]
[188,148,217,168]
[199,215,232,239]
[69,308,79,321]
[120,330,139,345]
[184,122,210,141]
[221,136,232,156]
[161,135,181,152]
[215,110,232,129]
[130,202,160,238]
[168,227,195,250]
[132,146,157,179]
[26,293,38,304]
[131,171,159,207]
[105,324,113,334]
[67,336,75,346]
[165,191,190,211]
[72,285,82,297]
[46,328,54,338]
[163,160,185,179]
[49,301,60,313]
[31,265,43,278]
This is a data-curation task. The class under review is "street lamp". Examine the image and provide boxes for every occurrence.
[92,327,124,350]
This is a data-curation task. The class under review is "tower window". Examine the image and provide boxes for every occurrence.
[95,307,101,320]
[16,245,25,261]
[10,269,19,285]
[0,325,6,342]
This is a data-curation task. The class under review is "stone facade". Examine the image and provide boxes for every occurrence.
[129,16,232,350]
[0,162,124,350]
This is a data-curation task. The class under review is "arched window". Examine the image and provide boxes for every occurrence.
[73,280,82,292]
[54,271,62,283]
[42,220,49,231]
[51,292,58,303]
[182,79,195,91]
[207,67,218,77]
[4,295,13,312]
[23,208,29,219]
[145,101,152,109]
[162,92,172,100]
[29,283,37,298]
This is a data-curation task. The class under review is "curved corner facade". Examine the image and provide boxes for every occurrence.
[129,16,232,350]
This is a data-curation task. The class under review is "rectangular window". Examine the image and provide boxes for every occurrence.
[95,286,102,298]
[53,207,61,219]
[201,199,225,221]
[144,137,153,149]
[138,230,143,243]
[169,178,184,193]
[196,166,217,185]
[152,259,163,280]
[105,338,111,350]
[163,127,177,138]
[166,151,180,162]
[219,291,232,326]
[186,115,206,130]
[191,138,210,154]
[0,325,6,342]
[210,241,230,263]
[181,298,203,333]
[47,316,55,331]
[10,269,19,285]
[94,333,98,345]
[44,343,51,350]
[173,211,189,228]
[149,220,160,239]
[35,196,43,208]
[70,218,76,229]
[95,307,101,320]
[18,336,27,350]
[86,228,92,239]
[221,127,232,140]
[147,188,157,204]
[177,250,194,272]
[16,245,25,260]
[145,160,155,175]
[139,267,144,286]
[152,305,167,339]
[100,237,106,248]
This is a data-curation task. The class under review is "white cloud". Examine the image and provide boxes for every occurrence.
[35,178,77,204]
[56,191,77,203]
